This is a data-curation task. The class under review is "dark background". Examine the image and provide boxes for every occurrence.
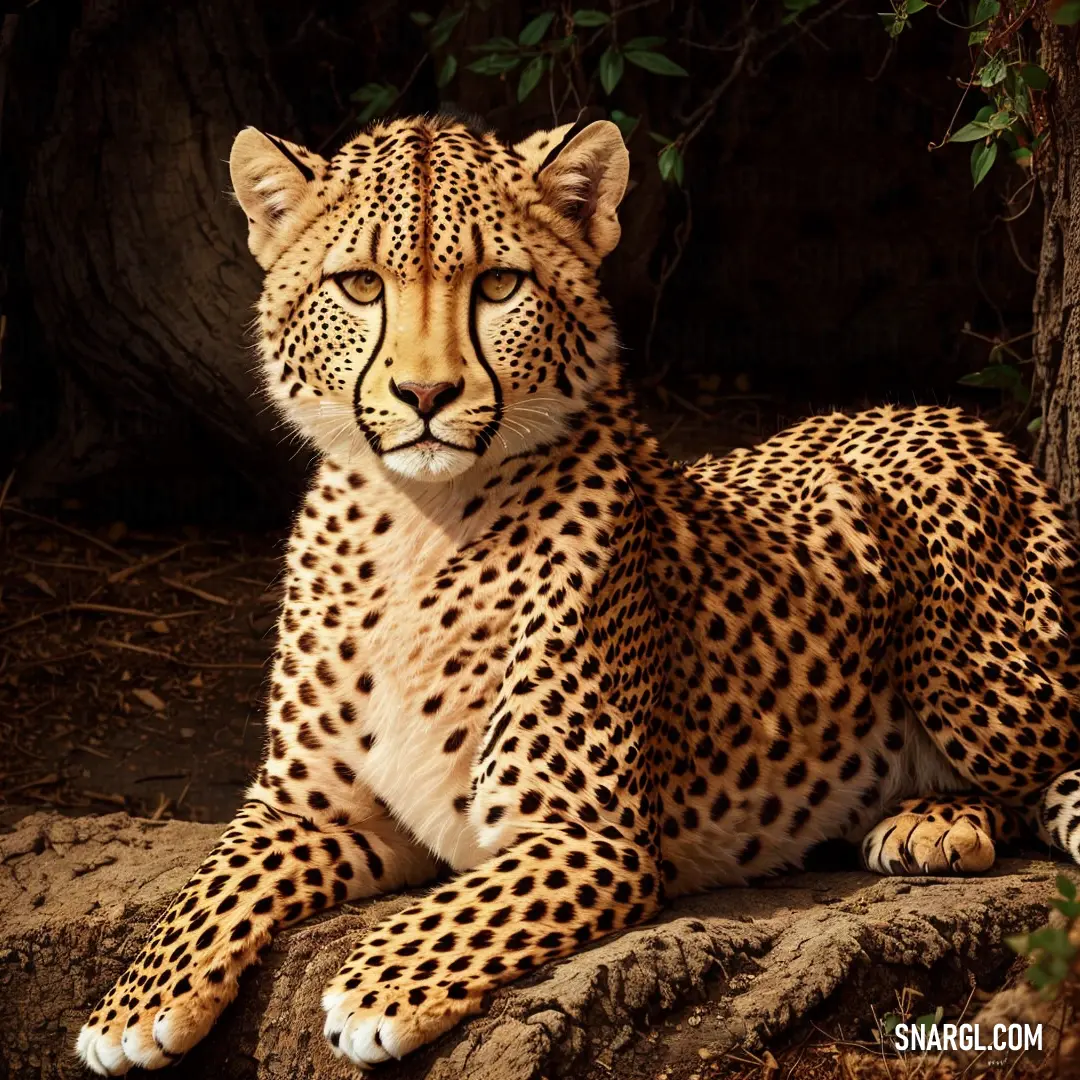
[0,0,1042,524]
[0,0,1046,824]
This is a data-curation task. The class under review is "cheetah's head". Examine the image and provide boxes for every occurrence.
[231,114,629,484]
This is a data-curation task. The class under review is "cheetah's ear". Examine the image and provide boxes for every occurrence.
[517,119,629,259]
[230,128,327,269]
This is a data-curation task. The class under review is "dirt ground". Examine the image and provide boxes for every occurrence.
[0,513,278,824]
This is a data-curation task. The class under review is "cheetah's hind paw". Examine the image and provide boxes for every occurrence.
[862,799,997,875]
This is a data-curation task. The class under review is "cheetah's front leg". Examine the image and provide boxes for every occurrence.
[322,821,660,1067]
[861,795,1024,875]
[77,800,436,1075]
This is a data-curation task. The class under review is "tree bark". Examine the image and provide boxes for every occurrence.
[7,0,670,510]
[1,812,1073,1080]
[15,0,306,505]
[1033,16,1080,524]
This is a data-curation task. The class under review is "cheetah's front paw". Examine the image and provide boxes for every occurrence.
[76,986,222,1075]
[76,921,263,1075]
[862,806,996,875]
[322,977,478,1067]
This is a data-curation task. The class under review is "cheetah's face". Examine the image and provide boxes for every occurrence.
[230,116,629,483]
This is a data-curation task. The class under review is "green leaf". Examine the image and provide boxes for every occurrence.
[649,131,672,144]
[1013,84,1032,118]
[959,362,1022,391]
[625,50,688,77]
[518,11,555,46]
[988,110,1014,130]
[357,97,391,122]
[350,83,382,102]
[436,53,457,88]
[1027,415,1043,434]
[968,28,989,44]
[784,0,820,9]
[880,11,909,36]
[882,1013,901,1035]
[906,0,929,11]
[1021,64,1051,90]
[971,138,998,186]
[517,55,547,102]
[1011,146,1033,164]
[1006,932,1032,955]
[572,8,611,26]
[430,9,465,48]
[1027,926,1073,955]
[610,109,639,140]
[657,143,685,186]
[1053,0,1080,26]
[472,36,520,52]
[972,0,1000,23]
[623,35,666,50]
[915,1011,941,1031]
[1058,874,1077,901]
[599,47,624,94]
[1026,964,1055,990]
[1051,898,1080,918]
[1046,952,1072,978]
[951,121,992,143]
[979,54,1007,87]
[350,82,398,123]
[409,10,433,26]
[466,53,522,75]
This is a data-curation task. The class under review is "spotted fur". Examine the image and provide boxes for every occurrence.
[77,114,1080,1074]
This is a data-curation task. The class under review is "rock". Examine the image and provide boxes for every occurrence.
[0,813,1070,1079]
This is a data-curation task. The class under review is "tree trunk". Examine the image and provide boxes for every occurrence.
[6,0,670,515]
[1033,16,1080,524]
[14,0,307,509]
[1,812,1073,1080]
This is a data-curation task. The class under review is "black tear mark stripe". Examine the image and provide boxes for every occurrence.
[467,284,504,455]
[352,297,389,454]
[471,223,485,267]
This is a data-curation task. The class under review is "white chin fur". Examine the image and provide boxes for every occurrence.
[381,444,477,482]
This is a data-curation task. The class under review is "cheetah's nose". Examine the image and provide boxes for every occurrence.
[389,378,464,419]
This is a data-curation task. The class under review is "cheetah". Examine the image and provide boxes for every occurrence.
[77,112,1080,1074]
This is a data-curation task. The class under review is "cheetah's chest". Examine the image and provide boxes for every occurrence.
[307,505,517,869]
[347,630,501,870]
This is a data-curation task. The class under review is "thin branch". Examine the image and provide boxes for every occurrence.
[92,637,265,671]
[678,31,756,152]
[641,189,693,383]
[1,506,135,564]
[316,51,429,155]
[106,543,188,585]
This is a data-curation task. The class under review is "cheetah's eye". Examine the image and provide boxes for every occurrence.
[477,269,523,303]
[336,271,385,305]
